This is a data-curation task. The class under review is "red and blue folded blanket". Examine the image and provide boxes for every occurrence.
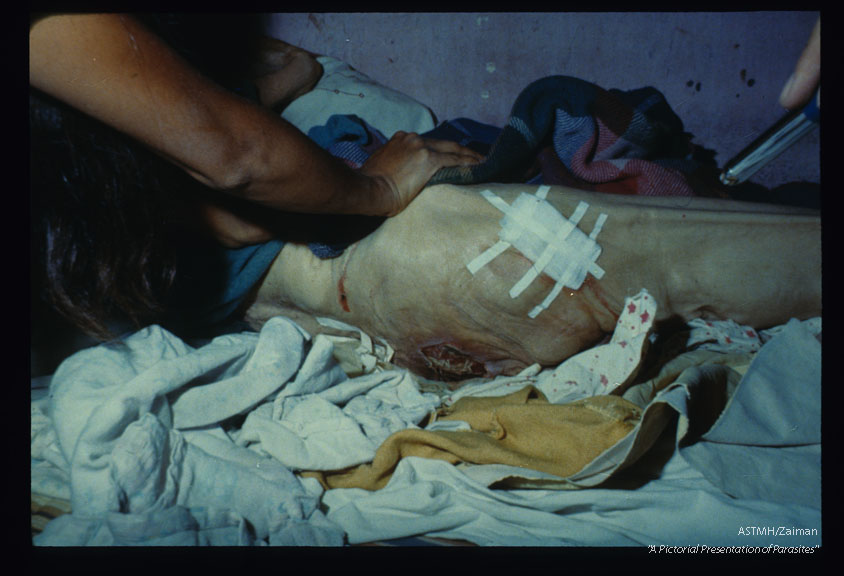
[312,75,728,198]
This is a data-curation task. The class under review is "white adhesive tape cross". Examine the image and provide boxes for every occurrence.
[466,186,607,318]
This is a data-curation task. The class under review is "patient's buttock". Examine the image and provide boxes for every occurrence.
[419,342,489,381]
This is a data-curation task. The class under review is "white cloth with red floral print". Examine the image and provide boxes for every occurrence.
[436,289,656,407]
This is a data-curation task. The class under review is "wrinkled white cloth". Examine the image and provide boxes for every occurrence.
[322,318,822,546]
[687,316,822,354]
[233,368,439,471]
[34,317,437,546]
[32,303,822,547]
[281,56,436,138]
[323,450,821,547]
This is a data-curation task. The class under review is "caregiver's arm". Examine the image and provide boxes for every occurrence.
[29,14,480,221]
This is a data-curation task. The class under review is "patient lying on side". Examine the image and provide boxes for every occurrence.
[244,182,821,381]
[29,19,820,384]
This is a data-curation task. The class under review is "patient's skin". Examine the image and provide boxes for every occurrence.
[245,183,821,381]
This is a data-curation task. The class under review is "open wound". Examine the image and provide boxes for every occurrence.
[466,186,607,318]
[420,343,488,381]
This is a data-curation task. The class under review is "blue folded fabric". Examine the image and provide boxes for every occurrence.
[168,239,285,333]
[678,319,821,508]
[307,114,372,149]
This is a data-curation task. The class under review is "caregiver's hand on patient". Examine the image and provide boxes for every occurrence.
[779,17,820,110]
[29,13,482,248]
[359,131,484,217]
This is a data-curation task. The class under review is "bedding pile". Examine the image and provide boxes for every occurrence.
[308,75,725,199]
[31,292,822,546]
[427,75,714,197]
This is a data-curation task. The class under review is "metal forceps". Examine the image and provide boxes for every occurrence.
[720,89,820,186]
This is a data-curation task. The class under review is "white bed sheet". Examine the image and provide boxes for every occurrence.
[31,296,822,547]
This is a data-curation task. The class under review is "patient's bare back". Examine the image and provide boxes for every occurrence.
[246,183,821,381]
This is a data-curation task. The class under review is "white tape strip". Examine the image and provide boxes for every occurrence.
[467,240,511,275]
[500,195,568,247]
[568,201,588,226]
[480,188,512,213]
[509,201,585,298]
[467,187,608,318]
[509,240,556,298]
[590,212,607,240]
[529,281,565,319]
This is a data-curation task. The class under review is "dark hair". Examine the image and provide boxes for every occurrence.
[30,89,194,338]
[30,14,265,340]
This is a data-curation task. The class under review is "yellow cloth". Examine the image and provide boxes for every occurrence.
[306,386,641,491]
